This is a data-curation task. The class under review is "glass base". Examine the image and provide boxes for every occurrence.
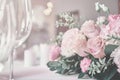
[9,79,14,80]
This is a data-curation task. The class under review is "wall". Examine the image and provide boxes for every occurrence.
[51,0,118,24]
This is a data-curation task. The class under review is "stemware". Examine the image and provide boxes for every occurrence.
[0,0,32,80]
[9,0,32,80]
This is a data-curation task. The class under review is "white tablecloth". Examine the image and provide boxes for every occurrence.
[0,61,95,80]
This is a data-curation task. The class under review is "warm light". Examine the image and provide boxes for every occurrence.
[47,2,53,8]
[43,8,52,16]
[47,8,52,12]
[43,1,53,16]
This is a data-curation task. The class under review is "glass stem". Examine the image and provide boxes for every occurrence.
[9,49,15,80]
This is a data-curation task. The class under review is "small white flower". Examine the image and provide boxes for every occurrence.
[96,16,106,25]
[100,4,109,12]
[95,2,100,12]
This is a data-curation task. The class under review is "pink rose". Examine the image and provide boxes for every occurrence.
[87,37,105,58]
[81,20,100,38]
[80,58,91,73]
[49,45,61,61]
[108,14,120,22]
[106,14,120,35]
[61,28,88,57]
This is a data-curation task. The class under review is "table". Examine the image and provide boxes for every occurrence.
[0,61,95,80]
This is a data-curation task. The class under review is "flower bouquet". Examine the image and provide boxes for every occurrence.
[47,2,120,80]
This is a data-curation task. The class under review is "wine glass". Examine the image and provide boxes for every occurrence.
[8,0,32,80]
[0,0,32,80]
[0,0,15,80]
[0,0,17,69]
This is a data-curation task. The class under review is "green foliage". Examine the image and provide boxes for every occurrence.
[111,72,120,80]
[56,12,80,28]
[95,2,110,17]
[78,73,85,78]
[50,32,63,46]
[55,32,64,46]
[47,45,119,80]
[47,53,119,80]
[104,44,118,56]
[107,35,120,44]
[107,35,120,41]
[88,58,113,77]
[81,52,117,80]
[47,54,83,75]
[94,65,117,80]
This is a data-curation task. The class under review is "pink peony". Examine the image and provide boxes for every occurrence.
[81,20,100,38]
[80,58,91,73]
[100,25,110,39]
[106,14,120,35]
[87,36,106,58]
[61,28,88,57]
[49,45,61,61]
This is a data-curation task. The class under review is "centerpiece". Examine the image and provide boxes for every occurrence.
[47,2,120,80]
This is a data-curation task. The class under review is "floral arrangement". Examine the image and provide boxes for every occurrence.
[47,2,120,80]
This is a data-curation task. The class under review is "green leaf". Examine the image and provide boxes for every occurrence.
[94,65,117,80]
[56,66,63,74]
[47,61,61,68]
[111,72,120,80]
[47,54,82,75]
[50,67,56,71]
[78,73,85,78]
[62,63,68,69]
[104,44,118,56]
[47,61,62,72]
